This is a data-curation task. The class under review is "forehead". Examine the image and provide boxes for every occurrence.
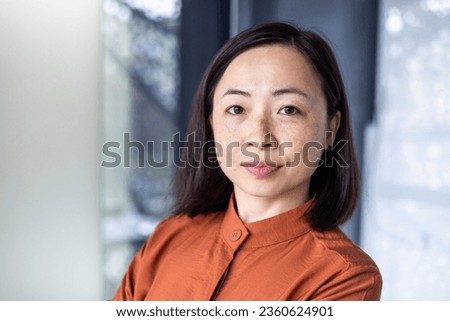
[214,44,323,98]
[234,44,304,61]
[228,44,308,69]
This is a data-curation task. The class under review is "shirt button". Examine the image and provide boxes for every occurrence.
[229,229,242,241]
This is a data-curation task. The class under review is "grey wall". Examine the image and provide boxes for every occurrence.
[0,0,102,299]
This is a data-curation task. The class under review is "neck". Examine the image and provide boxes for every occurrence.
[233,187,309,223]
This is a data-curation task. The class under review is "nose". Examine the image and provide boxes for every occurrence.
[245,113,278,149]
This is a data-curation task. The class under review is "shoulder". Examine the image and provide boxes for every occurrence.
[310,228,379,270]
[304,228,382,300]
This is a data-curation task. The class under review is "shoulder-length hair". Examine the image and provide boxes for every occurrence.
[172,22,359,231]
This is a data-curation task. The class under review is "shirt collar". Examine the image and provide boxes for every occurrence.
[220,193,314,250]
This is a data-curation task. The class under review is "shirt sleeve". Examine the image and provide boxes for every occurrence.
[308,265,382,301]
[111,238,149,301]
[111,215,186,301]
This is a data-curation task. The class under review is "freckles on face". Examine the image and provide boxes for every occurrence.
[212,45,329,159]
[210,44,334,199]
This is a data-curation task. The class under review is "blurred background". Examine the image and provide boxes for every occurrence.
[0,0,449,300]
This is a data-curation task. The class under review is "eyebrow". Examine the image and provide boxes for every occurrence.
[222,88,251,97]
[222,87,310,99]
[272,87,310,99]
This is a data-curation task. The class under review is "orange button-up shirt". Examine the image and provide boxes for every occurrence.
[113,197,382,300]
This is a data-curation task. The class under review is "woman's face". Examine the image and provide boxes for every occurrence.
[211,44,340,204]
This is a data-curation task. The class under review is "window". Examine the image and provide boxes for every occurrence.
[101,0,182,298]
[361,0,450,299]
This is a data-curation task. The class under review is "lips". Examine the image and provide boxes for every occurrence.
[241,161,278,178]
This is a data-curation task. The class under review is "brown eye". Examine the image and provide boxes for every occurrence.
[227,105,245,115]
[278,106,300,115]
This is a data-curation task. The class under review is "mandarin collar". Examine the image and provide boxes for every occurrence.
[220,194,314,250]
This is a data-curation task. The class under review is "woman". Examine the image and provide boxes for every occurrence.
[113,22,382,301]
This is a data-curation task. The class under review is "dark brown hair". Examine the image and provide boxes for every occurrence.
[172,22,359,231]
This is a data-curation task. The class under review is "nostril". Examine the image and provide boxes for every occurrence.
[261,141,277,148]
[243,127,278,149]
[242,141,259,150]
[261,133,278,148]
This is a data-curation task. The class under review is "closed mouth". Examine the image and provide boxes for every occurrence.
[240,161,279,177]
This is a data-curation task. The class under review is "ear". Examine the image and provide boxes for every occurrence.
[326,111,341,148]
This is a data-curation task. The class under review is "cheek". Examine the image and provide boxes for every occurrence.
[302,142,325,168]
[214,140,240,168]
[212,113,230,139]
[277,125,326,166]
[212,113,243,149]
[279,127,326,151]
[213,127,238,153]
[212,125,241,169]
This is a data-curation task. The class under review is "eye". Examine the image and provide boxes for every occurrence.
[227,105,245,115]
[278,105,300,115]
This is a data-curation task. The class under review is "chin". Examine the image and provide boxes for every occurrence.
[232,179,284,197]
